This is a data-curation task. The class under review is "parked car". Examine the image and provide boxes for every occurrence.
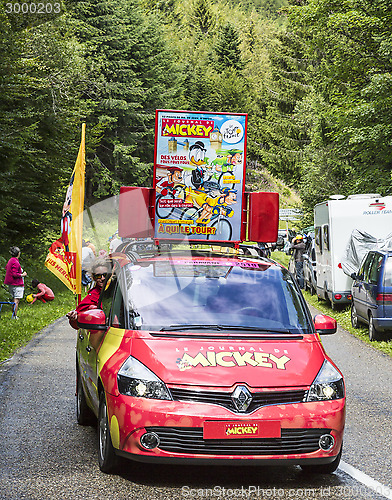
[75,243,345,475]
[350,249,392,341]
[275,229,296,251]
[304,240,317,295]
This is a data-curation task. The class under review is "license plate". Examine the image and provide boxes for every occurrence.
[203,420,281,439]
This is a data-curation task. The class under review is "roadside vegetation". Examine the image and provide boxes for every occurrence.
[2,0,392,257]
[271,251,392,358]
[0,260,75,364]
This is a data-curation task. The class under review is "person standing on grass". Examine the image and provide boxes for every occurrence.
[30,279,55,304]
[4,246,27,319]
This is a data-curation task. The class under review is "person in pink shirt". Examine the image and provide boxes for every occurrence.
[4,246,27,319]
[30,279,55,304]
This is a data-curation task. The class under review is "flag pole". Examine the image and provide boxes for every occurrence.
[76,123,86,305]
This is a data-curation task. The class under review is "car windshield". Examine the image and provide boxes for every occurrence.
[119,256,312,335]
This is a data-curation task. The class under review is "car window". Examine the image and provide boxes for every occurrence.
[315,226,322,254]
[311,245,316,262]
[359,252,373,281]
[121,258,312,334]
[323,225,330,251]
[99,273,117,325]
[111,281,126,328]
[368,253,383,285]
[383,257,392,287]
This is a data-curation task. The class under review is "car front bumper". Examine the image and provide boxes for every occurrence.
[105,393,345,464]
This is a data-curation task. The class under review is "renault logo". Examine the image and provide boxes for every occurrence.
[231,385,252,412]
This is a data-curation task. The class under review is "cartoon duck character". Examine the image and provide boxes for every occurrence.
[189,141,208,190]
[189,141,207,166]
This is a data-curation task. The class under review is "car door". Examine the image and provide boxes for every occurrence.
[82,272,121,411]
[353,252,374,321]
[77,326,94,404]
[366,252,384,320]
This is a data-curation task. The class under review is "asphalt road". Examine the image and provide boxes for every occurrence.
[0,310,391,500]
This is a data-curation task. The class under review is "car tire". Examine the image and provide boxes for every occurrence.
[76,368,96,426]
[368,313,382,341]
[98,392,119,473]
[351,304,359,329]
[301,445,342,474]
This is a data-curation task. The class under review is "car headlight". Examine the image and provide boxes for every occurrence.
[307,360,345,401]
[117,356,172,400]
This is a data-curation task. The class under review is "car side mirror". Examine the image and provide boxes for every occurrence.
[77,308,107,331]
[350,273,358,280]
[313,314,337,335]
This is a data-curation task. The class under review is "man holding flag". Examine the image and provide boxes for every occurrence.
[45,124,86,302]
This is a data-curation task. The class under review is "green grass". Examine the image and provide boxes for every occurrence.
[271,250,291,268]
[0,288,75,363]
[0,258,76,364]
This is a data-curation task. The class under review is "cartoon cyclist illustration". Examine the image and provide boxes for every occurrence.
[156,166,184,196]
[185,187,237,225]
[211,148,243,175]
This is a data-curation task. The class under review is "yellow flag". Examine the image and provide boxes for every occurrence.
[45,124,86,294]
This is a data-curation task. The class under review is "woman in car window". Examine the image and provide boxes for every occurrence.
[67,259,110,328]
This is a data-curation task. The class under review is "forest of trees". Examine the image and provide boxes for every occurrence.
[1,0,391,254]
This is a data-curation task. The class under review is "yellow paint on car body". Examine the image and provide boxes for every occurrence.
[97,328,126,374]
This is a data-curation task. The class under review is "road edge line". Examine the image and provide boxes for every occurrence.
[339,461,392,499]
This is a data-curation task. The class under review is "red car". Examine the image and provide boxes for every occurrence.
[76,242,345,474]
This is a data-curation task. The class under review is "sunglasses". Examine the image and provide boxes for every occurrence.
[93,273,107,279]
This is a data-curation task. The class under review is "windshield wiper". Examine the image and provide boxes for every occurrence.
[160,324,292,334]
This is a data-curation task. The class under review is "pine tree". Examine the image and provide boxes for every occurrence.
[65,0,179,200]
[214,23,244,74]
[188,0,216,35]
[0,6,89,254]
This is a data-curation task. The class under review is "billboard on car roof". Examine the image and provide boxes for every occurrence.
[153,109,248,242]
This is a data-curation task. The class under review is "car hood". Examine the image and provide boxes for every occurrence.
[102,329,327,389]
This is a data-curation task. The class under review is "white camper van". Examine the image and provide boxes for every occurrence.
[314,194,392,308]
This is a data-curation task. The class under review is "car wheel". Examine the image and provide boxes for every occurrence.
[98,392,119,473]
[76,368,96,426]
[351,304,359,329]
[368,313,382,341]
[301,445,342,474]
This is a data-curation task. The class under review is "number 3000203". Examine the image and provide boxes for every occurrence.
[5,3,61,14]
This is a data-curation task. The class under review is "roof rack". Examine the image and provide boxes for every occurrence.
[115,238,271,260]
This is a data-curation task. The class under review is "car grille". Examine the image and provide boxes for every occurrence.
[147,427,328,455]
[169,387,307,413]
